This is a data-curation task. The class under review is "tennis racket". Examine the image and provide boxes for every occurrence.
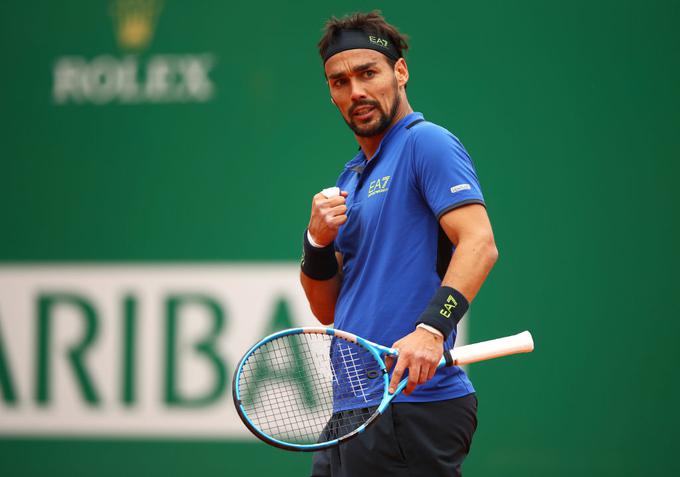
[232,327,534,451]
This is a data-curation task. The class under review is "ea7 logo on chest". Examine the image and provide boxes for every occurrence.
[368,176,391,198]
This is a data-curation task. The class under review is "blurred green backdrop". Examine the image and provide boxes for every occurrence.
[1,0,679,476]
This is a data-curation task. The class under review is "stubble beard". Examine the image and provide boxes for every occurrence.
[344,81,401,138]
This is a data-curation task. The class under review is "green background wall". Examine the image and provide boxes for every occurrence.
[2,0,679,475]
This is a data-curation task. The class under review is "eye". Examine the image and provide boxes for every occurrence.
[333,78,346,87]
[364,70,375,78]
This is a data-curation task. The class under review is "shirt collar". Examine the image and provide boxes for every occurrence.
[344,112,424,170]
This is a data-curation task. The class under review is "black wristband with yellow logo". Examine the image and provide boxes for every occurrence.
[415,286,469,339]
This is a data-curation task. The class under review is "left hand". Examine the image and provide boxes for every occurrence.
[386,327,444,395]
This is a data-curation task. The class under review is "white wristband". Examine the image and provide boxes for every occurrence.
[306,230,325,248]
[417,323,444,338]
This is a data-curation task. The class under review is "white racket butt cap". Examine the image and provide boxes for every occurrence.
[321,186,340,198]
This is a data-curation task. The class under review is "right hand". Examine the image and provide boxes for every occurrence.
[307,191,349,247]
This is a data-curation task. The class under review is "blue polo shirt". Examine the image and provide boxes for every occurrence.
[332,112,485,407]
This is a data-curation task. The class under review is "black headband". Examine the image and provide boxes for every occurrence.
[323,30,401,63]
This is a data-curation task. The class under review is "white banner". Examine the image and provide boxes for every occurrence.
[0,264,467,438]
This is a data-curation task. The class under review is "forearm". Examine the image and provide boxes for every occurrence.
[416,205,497,338]
[300,272,341,325]
[442,234,498,302]
[301,189,348,325]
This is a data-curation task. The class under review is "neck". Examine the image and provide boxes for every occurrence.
[356,99,413,160]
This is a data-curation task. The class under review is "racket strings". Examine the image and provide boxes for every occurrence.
[237,333,385,445]
[319,406,378,441]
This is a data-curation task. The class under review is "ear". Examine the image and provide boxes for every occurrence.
[394,58,409,88]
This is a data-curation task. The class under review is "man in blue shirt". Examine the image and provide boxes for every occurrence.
[301,11,498,477]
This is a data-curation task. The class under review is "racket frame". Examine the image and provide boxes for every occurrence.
[232,326,396,451]
[232,326,534,451]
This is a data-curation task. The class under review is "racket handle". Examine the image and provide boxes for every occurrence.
[445,331,534,366]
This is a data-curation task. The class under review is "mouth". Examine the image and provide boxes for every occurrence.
[352,105,376,120]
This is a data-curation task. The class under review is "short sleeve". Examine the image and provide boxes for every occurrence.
[411,124,485,218]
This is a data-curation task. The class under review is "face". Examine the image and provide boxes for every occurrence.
[324,49,407,137]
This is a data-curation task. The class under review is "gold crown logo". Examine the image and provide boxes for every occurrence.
[109,0,164,52]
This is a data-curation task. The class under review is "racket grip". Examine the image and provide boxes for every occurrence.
[446,331,534,366]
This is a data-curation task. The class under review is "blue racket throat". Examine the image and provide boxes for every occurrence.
[232,327,534,451]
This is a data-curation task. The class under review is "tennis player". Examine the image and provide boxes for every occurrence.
[301,11,498,477]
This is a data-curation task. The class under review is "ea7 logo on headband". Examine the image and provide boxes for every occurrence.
[368,35,389,48]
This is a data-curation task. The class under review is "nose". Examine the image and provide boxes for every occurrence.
[349,78,367,103]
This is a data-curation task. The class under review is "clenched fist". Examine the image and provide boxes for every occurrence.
[307,190,349,247]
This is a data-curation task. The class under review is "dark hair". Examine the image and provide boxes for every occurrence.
[318,10,409,66]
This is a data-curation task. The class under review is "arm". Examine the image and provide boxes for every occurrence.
[388,203,498,394]
[300,191,348,325]
[300,252,343,325]
[439,203,498,301]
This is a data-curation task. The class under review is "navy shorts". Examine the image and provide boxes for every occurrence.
[310,393,478,477]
